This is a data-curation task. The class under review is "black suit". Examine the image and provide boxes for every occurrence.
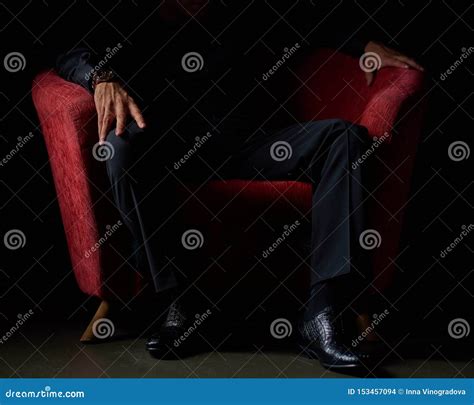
[54,3,372,292]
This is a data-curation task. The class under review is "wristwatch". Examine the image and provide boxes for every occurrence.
[91,68,117,90]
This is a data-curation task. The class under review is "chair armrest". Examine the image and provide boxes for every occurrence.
[360,67,425,141]
[32,71,104,297]
[32,70,96,147]
[290,49,426,142]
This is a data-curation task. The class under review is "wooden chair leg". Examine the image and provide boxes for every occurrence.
[80,300,113,343]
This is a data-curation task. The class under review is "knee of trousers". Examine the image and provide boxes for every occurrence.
[304,119,369,159]
[104,122,146,181]
[321,119,369,151]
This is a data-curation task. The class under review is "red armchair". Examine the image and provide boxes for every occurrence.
[32,49,426,336]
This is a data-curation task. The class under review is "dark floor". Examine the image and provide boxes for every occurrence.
[1,320,472,378]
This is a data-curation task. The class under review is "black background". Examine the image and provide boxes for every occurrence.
[0,1,472,351]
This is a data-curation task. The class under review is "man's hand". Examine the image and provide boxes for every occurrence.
[94,82,146,144]
[363,41,424,86]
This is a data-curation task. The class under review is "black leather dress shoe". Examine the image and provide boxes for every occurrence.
[146,300,195,359]
[298,307,372,370]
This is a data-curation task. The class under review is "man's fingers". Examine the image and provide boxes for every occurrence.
[383,57,409,69]
[129,99,146,129]
[115,103,127,136]
[365,71,375,86]
[394,55,424,71]
[97,109,104,142]
[100,109,114,143]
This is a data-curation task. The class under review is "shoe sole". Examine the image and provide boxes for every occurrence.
[298,343,364,370]
[147,340,202,360]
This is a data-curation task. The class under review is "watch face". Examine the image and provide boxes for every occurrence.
[99,70,115,81]
[93,70,116,89]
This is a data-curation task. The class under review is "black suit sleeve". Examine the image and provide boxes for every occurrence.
[55,48,97,92]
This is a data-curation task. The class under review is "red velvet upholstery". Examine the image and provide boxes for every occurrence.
[32,49,426,300]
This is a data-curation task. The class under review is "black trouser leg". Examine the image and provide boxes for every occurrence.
[104,117,371,299]
[105,122,179,292]
[224,119,371,288]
